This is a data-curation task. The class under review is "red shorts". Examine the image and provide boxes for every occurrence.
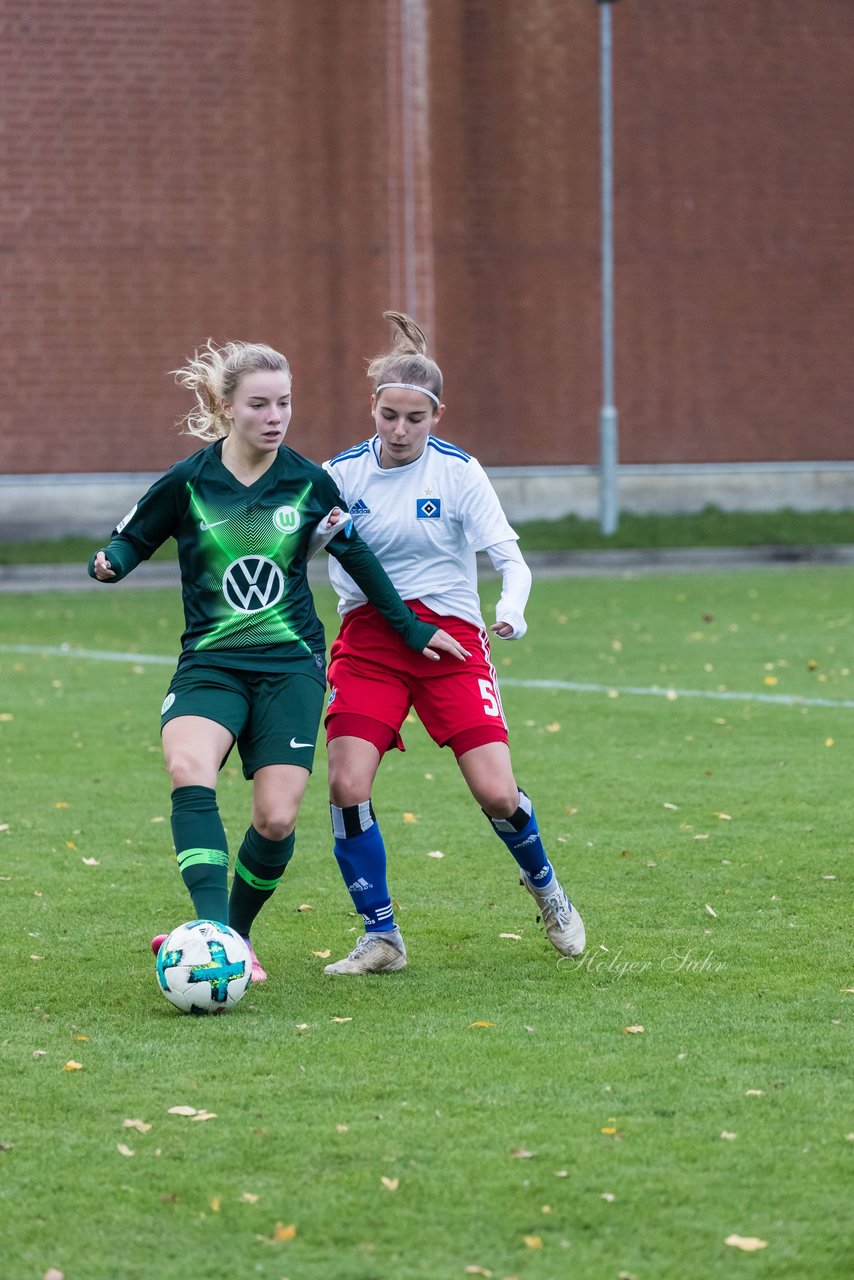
[325,601,510,757]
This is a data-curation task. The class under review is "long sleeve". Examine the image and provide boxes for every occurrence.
[485,539,532,639]
[87,464,189,583]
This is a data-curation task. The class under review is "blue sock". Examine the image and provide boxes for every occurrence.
[485,790,554,887]
[331,802,394,932]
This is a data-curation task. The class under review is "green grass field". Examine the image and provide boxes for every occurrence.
[1,568,852,1279]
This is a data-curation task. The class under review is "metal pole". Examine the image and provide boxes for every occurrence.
[597,0,619,534]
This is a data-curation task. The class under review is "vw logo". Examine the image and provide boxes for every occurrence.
[273,505,301,533]
[222,556,285,614]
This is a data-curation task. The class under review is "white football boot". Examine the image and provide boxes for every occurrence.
[522,873,586,957]
[323,927,408,975]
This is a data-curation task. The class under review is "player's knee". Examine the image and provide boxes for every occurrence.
[476,784,521,820]
[166,750,210,790]
[328,774,372,809]
[327,754,375,808]
[254,809,297,841]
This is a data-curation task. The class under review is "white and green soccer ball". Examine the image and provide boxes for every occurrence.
[155,920,251,1014]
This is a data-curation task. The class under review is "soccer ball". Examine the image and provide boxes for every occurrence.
[155,920,251,1015]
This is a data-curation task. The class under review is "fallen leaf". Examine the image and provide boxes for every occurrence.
[43,1270,65,1280]
[380,1176,399,1191]
[116,1143,134,1157]
[297,903,313,912]
[331,1017,352,1023]
[509,1148,535,1159]
[663,802,678,810]
[190,1111,217,1121]
[464,1268,493,1277]
[426,849,445,858]
[714,812,732,821]
[745,1090,765,1097]
[403,812,417,823]
[554,1170,569,1178]
[312,950,331,958]
[825,738,834,747]
[623,1025,645,1034]
[81,857,100,866]
[272,1222,297,1241]
[240,1192,259,1203]
[499,932,522,941]
[65,841,77,849]
[470,1021,495,1028]
[523,1235,543,1249]
[545,723,561,733]
[705,904,718,917]
[764,675,778,686]
[724,1234,768,1252]
[336,1124,349,1133]
[209,1195,221,1212]
[55,802,69,809]
[168,1105,199,1116]
[600,1126,619,1135]
[33,1049,47,1058]
[720,1131,737,1140]
[74,1035,89,1042]
[63,1061,84,1071]
[601,1192,616,1202]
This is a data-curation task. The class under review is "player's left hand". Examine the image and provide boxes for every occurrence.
[490,621,515,639]
[422,629,469,662]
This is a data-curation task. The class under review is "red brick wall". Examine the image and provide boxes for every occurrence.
[3,0,852,473]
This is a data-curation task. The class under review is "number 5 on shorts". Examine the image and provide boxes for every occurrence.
[478,678,501,717]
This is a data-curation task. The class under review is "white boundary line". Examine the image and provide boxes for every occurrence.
[2,643,853,710]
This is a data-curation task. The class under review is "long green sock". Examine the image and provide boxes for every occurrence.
[229,826,295,937]
[170,785,229,924]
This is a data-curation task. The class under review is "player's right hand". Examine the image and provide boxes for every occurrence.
[422,629,469,663]
[92,550,117,581]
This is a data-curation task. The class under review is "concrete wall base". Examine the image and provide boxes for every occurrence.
[2,462,854,540]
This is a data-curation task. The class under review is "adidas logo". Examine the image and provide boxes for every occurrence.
[531,862,550,879]
[516,833,540,850]
[349,498,371,516]
[348,876,373,892]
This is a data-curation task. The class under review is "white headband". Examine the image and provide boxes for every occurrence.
[375,381,441,409]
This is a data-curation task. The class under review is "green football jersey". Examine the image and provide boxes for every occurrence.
[89,440,435,674]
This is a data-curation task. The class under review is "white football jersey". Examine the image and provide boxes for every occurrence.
[323,434,519,626]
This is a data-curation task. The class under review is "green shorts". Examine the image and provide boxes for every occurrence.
[160,666,325,778]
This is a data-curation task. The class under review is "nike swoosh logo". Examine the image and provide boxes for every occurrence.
[200,519,229,531]
[289,737,313,749]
